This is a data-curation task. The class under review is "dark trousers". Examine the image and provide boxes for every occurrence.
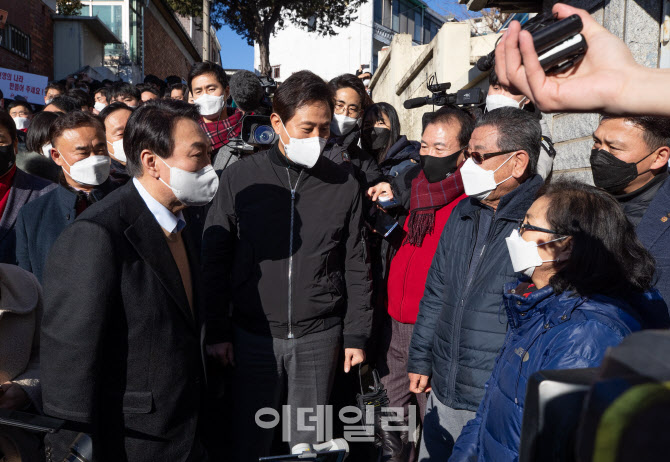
[231,325,342,462]
[377,315,428,461]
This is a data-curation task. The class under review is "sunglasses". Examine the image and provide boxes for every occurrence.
[463,149,519,164]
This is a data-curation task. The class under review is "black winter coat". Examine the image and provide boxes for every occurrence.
[408,175,544,411]
[202,144,373,349]
[323,128,385,188]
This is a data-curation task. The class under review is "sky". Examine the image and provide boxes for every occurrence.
[214,0,465,72]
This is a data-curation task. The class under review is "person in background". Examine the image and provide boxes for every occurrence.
[0,263,45,460]
[408,107,543,460]
[43,96,80,114]
[107,82,141,108]
[449,181,670,462]
[165,75,184,87]
[324,73,382,188]
[16,111,116,282]
[0,111,57,264]
[20,111,62,183]
[486,71,555,180]
[188,61,242,162]
[362,102,419,178]
[99,102,134,185]
[170,83,189,101]
[143,74,167,98]
[93,87,108,113]
[137,83,162,103]
[0,89,4,110]
[202,70,372,461]
[67,88,94,112]
[370,108,472,462]
[44,82,65,106]
[589,115,670,303]
[7,101,33,133]
[41,99,213,461]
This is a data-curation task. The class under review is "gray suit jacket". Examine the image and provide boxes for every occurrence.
[0,168,57,264]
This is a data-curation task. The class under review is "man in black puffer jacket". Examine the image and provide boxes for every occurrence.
[202,71,372,462]
[408,107,544,460]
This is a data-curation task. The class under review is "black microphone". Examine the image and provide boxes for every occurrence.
[403,96,430,109]
[477,52,495,72]
[229,70,265,113]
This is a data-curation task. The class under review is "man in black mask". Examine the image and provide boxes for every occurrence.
[367,108,472,460]
[590,115,670,301]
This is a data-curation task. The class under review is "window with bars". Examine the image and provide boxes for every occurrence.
[0,24,31,60]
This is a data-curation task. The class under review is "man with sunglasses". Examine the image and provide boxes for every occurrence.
[408,107,544,460]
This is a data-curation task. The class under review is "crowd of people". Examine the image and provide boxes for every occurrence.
[0,3,669,461]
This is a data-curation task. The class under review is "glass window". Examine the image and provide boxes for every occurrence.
[392,0,399,32]
[423,19,432,44]
[414,10,422,42]
[92,4,123,56]
[382,0,392,28]
[129,0,142,64]
[374,0,383,24]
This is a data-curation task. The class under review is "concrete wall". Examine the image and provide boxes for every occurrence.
[253,2,374,81]
[543,0,665,183]
[370,23,498,141]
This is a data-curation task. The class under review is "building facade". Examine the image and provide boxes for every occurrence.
[253,0,446,81]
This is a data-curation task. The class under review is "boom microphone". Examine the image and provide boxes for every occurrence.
[403,97,430,109]
[230,70,265,113]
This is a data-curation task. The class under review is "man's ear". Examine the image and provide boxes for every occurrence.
[140,149,159,179]
[512,150,530,179]
[651,146,670,171]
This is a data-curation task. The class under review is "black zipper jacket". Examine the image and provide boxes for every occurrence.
[202,143,372,349]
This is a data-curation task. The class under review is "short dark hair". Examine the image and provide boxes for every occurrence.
[46,95,81,113]
[143,74,166,97]
[475,107,541,176]
[425,107,475,150]
[137,83,161,98]
[188,61,229,92]
[0,89,3,100]
[49,111,104,147]
[601,115,670,152]
[45,81,66,95]
[0,110,17,141]
[67,88,94,109]
[94,87,108,98]
[169,83,188,97]
[108,82,141,102]
[363,102,401,162]
[329,73,371,111]
[123,99,201,178]
[539,180,656,297]
[98,102,133,125]
[26,111,62,152]
[165,75,183,86]
[7,100,33,114]
[273,70,334,124]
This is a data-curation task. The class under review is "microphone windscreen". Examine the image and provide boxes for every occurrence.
[230,70,264,113]
[403,97,428,109]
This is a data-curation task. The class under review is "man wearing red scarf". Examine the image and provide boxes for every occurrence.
[372,108,474,461]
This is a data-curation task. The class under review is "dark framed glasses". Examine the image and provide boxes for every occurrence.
[518,221,561,235]
[463,149,519,164]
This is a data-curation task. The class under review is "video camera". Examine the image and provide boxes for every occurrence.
[477,13,587,75]
[403,75,485,111]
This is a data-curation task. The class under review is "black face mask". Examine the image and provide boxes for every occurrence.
[361,127,391,154]
[420,149,463,183]
[0,144,15,177]
[590,148,655,194]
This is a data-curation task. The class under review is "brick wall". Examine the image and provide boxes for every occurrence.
[0,0,54,78]
[143,7,194,80]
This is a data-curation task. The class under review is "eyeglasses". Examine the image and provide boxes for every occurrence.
[334,103,361,118]
[518,221,562,236]
[463,149,519,164]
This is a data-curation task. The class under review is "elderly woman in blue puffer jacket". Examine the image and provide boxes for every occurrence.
[449,181,670,462]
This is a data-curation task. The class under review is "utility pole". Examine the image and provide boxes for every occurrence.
[202,0,210,61]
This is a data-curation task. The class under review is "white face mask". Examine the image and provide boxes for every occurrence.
[45,98,53,106]
[12,117,30,130]
[195,93,226,118]
[486,94,527,113]
[460,154,515,201]
[505,228,567,278]
[363,79,371,87]
[107,139,126,163]
[330,113,359,137]
[94,101,107,112]
[279,119,327,169]
[59,152,111,186]
[41,143,53,158]
[158,157,219,207]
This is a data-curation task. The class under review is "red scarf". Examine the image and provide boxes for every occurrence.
[199,109,243,151]
[405,168,464,247]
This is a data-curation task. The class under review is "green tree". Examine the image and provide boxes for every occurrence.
[211,0,368,75]
[56,0,83,16]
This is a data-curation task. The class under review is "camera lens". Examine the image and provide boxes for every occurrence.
[253,125,275,145]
